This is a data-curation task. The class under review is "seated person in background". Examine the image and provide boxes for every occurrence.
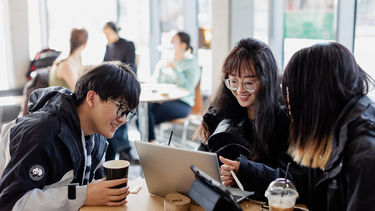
[195,38,304,199]
[0,62,141,210]
[49,28,88,91]
[148,31,200,142]
[102,21,136,161]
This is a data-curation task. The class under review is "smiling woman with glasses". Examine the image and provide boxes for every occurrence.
[224,78,260,93]
[195,38,301,200]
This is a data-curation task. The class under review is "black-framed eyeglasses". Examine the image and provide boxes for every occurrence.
[224,78,259,93]
[107,98,136,121]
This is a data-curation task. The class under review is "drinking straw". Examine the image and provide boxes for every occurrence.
[168,131,173,146]
[281,162,291,197]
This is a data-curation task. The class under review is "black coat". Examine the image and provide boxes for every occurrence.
[198,105,301,201]
[199,104,290,167]
[301,95,375,210]
[0,87,107,210]
[104,38,136,73]
[237,95,375,210]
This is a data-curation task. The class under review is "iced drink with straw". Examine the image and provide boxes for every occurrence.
[265,178,298,211]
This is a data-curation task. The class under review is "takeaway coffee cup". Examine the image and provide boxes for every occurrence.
[265,178,299,211]
[103,160,130,188]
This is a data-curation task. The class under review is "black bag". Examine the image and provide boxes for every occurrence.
[27,48,60,80]
[207,119,252,161]
[188,165,243,211]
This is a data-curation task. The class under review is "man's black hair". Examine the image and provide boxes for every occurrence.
[74,62,140,110]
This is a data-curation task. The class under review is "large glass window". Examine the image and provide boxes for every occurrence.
[354,0,375,97]
[159,0,184,54]
[118,0,150,79]
[0,0,9,90]
[283,0,335,67]
[253,0,269,44]
[198,0,212,95]
[46,0,117,65]
[27,0,44,60]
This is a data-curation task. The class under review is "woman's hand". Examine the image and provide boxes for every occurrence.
[167,60,175,69]
[219,156,239,186]
[84,178,129,206]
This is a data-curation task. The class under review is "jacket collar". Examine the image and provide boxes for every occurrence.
[318,94,371,182]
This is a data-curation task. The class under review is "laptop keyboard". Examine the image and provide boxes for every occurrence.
[232,194,244,202]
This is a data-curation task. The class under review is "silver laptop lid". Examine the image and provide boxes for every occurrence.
[135,141,221,197]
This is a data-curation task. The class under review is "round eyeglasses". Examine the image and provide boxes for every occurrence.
[224,78,259,93]
[107,98,136,121]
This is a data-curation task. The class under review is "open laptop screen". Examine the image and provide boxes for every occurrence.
[135,141,221,197]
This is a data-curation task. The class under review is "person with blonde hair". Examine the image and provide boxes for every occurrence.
[49,28,88,91]
[221,42,375,210]
[280,42,375,210]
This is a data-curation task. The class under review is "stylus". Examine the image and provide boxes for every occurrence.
[230,170,244,191]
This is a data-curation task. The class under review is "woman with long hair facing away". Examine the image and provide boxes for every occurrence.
[280,42,375,210]
[49,28,88,91]
[195,38,300,198]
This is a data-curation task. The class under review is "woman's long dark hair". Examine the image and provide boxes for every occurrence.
[196,38,281,158]
[282,42,373,168]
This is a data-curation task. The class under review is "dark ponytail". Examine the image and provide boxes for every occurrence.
[176,31,193,53]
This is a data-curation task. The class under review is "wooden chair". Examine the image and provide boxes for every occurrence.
[159,78,203,143]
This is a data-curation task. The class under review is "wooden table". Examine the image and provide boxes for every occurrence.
[80,178,265,211]
[138,83,189,141]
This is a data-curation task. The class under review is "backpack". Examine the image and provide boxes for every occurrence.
[207,119,252,162]
[26,49,60,80]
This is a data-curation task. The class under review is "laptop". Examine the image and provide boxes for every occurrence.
[134,141,253,202]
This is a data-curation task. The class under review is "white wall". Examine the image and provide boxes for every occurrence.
[211,0,231,92]
[7,0,29,89]
[211,0,254,93]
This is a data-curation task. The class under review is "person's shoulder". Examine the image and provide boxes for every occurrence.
[119,38,134,46]
[56,59,72,73]
[12,112,60,145]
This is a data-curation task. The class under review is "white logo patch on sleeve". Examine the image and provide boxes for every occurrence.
[29,165,45,182]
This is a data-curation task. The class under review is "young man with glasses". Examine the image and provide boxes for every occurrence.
[0,62,140,210]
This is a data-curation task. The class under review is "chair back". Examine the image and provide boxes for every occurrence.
[190,66,203,115]
[190,79,202,115]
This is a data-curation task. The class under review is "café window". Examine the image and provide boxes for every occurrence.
[198,0,212,95]
[354,0,375,97]
[253,0,270,44]
[283,0,335,67]
[46,0,117,65]
[0,0,9,90]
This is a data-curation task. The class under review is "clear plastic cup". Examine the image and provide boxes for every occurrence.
[265,178,299,211]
